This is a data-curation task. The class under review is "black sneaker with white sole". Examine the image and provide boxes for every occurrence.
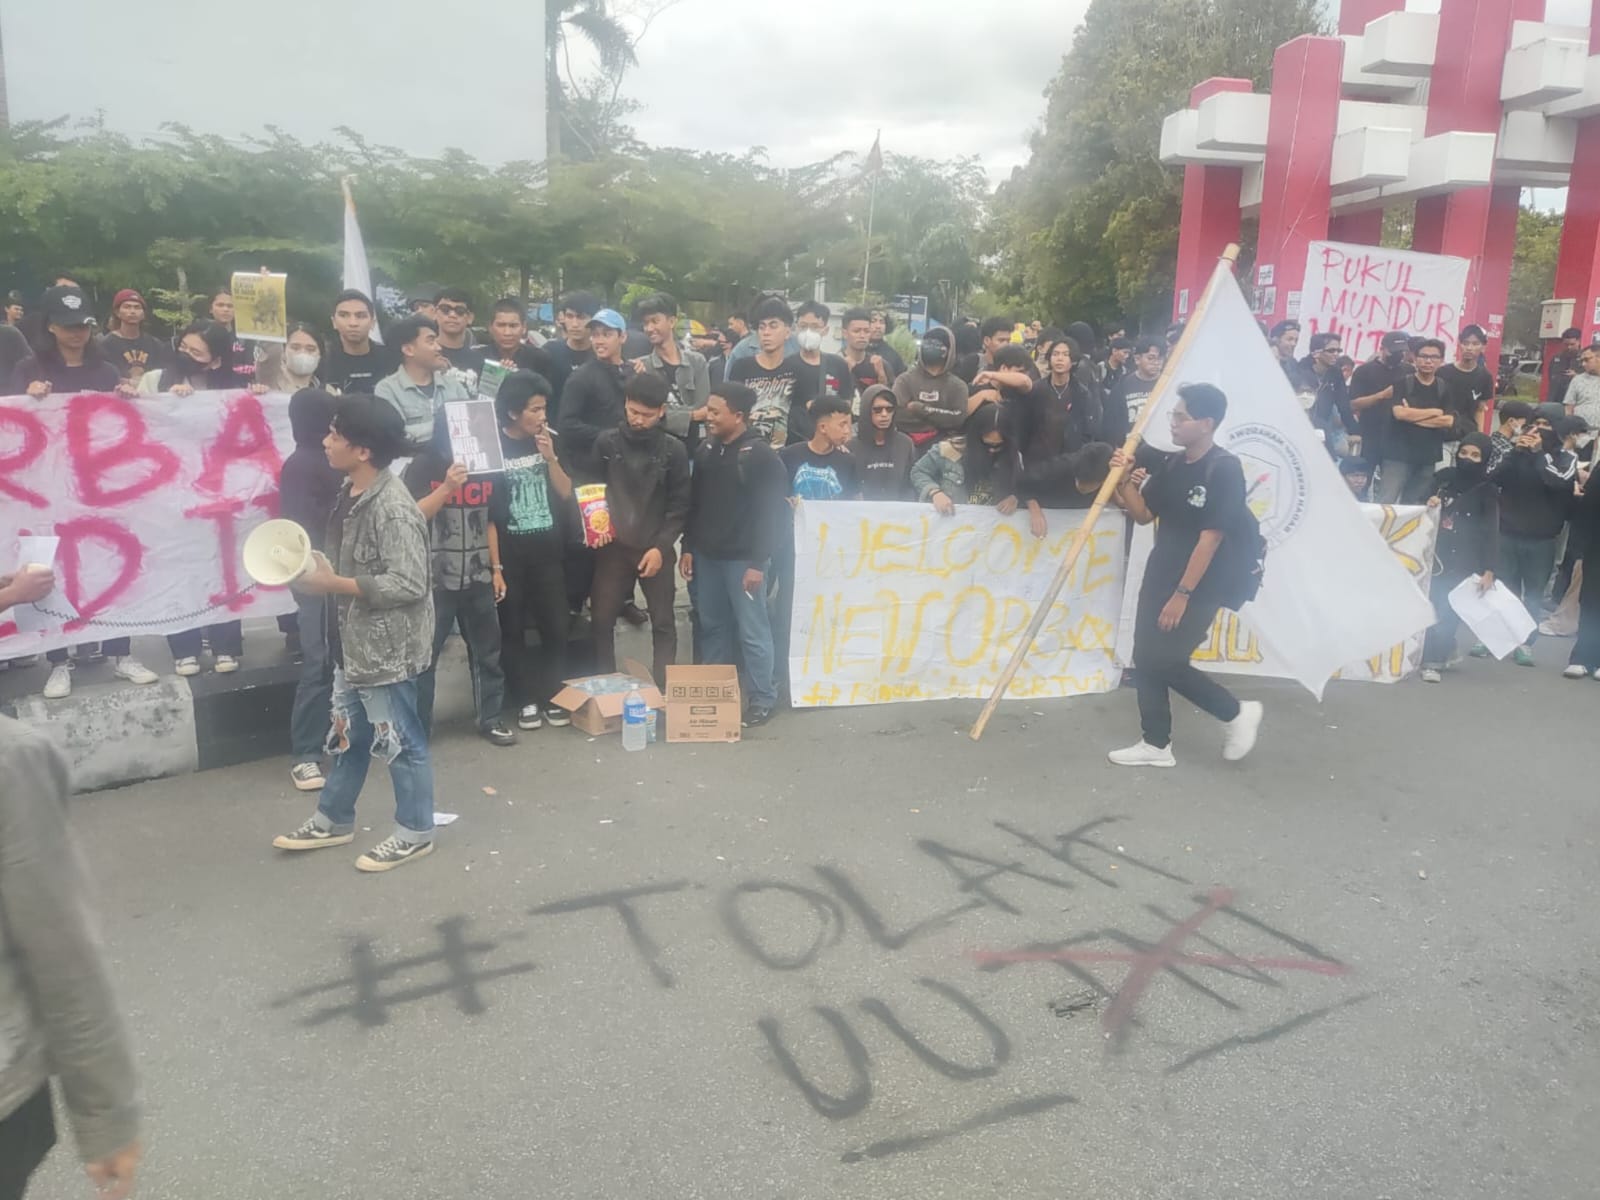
[517,705,543,730]
[482,720,517,747]
[356,836,434,873]
[544,706,572,728]
[743,706,774,728]
[273,817,354,851]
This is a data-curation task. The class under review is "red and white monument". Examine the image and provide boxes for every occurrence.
[1161,0,1598,394]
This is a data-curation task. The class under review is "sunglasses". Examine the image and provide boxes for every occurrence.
[870,405,895,414]
[436,303,470,316]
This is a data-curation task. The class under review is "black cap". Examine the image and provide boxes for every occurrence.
[1380,331,1409,351]
[43,285,96,328]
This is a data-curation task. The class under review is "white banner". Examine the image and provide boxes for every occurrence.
[0,390,298,658]
[1141,262,1437,697]
[1117,504,1439,683]
[1300,241,1471,362]
[788,501,1126,707]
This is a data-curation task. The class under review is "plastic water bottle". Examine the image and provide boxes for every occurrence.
[622,688,648,752]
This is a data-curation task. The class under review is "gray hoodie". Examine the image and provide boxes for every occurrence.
[892,326,969,440]
[0,717,139,1163]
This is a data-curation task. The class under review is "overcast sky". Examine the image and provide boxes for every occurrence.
[587,0,1091,182]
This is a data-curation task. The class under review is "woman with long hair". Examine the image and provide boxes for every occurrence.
[910,401,1022,516]
[138,321,234,395]
[255,322,330,393]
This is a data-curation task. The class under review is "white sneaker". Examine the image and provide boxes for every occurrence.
[1593,668,1600,682]
[1107,740,1177,767]
[1222,700,1264,762]
[1420,667,1442,683]
[174,656,201,677]
[42,664,72,700]
[213,654,240,674]
[111,656,158,685]
[1562,664,1588,679]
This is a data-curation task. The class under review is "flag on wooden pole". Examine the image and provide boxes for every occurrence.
[341,176,382,344]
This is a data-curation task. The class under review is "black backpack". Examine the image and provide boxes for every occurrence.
[1200,449,1268,610]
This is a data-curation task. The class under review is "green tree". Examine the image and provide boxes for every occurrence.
[992,0,1323,331]
[546,1,636,161]
[1506,204,1562,352]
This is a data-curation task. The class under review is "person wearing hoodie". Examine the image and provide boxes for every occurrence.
[1062,321,1106,416]
[588,372,692,686]
[681,382,789,727]
[1420,433,1499,683]
[279,388,345,791]
[849,384,916,500]
[1019,442,1116,537]
[893,325,971,450]
[912,403,1022,514]
[1487,413,1582,666]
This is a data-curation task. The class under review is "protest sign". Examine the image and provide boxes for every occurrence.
[0,389,297,658]
[1299,242,1470,362]
[444,399,504,472]
[230,271,289,342]
[789,502,1126,708]
[1138,261,1438,697]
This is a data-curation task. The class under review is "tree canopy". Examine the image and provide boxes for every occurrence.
[988,0,1323,330]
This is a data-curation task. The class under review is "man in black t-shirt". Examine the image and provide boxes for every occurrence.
[1376,337,1454,504]
[98,288,167,383]
[433,287,480,380]
[1347,330,1410,464]
[1108,383,1261,768]
[772,395,859,700]
[465,299,556,396]
[793,300,856,421]
[1102,337,1165,445]
[322,289,398,394]
[1437,323,1494,436]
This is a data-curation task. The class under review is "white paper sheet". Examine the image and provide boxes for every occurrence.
[1447,575,1536,660]
[11,536,76,634]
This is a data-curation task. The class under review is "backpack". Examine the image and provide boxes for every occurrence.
[1202,450,1267,610]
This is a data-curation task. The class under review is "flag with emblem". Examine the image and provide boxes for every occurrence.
[1130,257,1436,697]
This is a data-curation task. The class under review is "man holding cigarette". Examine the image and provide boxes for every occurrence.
[681,383,789,727]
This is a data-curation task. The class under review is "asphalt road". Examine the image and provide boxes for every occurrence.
[26,655,1600,1200]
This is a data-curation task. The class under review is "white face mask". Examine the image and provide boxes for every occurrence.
[286,350,320,377]
[796,328,824,353]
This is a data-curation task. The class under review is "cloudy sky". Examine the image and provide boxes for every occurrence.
[584,0,1092,182]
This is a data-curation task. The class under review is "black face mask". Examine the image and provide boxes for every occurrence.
[1539,428,1561,454]
[920,342,946,368]
[621,422,657,444]
[1455,456,1486,481]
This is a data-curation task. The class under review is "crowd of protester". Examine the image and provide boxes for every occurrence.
[5,280,1600,864]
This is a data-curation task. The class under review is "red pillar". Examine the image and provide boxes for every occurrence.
[1171,77,1253,324]
[1329,211,1385,245]
[1254,36,1345,329]
[1411,0,1540,352]
[1339,0,1408,34]
[1546,19,1600,398]
[1474,185,1520,368]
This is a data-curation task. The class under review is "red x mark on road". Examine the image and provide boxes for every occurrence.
[972,887,1350,1044]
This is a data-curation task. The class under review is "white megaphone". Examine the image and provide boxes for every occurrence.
[242,519,313,587]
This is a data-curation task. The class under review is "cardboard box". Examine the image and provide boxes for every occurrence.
[549,658,663,737]
[665,665,742,743]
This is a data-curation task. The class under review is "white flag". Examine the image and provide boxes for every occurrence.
[1136,260,1435,697]
[341,178,382,344]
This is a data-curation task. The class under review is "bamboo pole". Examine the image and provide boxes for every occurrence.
[968,245,1240,741]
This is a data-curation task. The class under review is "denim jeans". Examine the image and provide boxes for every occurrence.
[315,669,434,843]
[416,582,507,734]
[1376,460,1434,506]
[289,592,333,763]
[692,555,776,709]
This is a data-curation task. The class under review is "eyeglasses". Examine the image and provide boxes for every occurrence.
[1320,346,1342,355]
[870,405,895,414]
[1416,353,1444,363]
[436,303,470,316]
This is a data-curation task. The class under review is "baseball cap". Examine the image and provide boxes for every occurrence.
[112,288,146,310]
[588,308,626,332]
[1380,331,1409,351]
[43,285,96,328]
[688,319,708,337]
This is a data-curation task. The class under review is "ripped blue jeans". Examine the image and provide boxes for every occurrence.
[315,669,434,844]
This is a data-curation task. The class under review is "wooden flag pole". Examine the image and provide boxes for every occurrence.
[968,244,1240,741]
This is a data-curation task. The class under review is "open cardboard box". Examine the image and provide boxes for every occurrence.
[665,664,741,743]
[549,658,664,736]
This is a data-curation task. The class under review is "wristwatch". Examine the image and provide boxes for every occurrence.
[1175,585,1194,597]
